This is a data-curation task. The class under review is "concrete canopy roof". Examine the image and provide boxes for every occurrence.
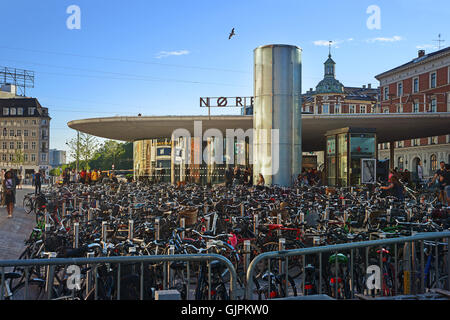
[67,113,450,152]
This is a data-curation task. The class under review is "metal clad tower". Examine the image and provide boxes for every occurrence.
[253,44,302,186]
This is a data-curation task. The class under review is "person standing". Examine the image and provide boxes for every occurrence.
[225,167,233,188]
[34,170,42,195]
[3,171,16,218]
[429,161,449,204]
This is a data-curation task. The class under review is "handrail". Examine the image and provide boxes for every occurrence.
[0,253,237,300]
[245,231,450,299]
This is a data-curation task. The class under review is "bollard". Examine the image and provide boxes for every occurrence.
[278,238,285,280]
[102,221,108,243]
[155,218,160,241]
[243,240,251,282]
[180,218,185,239]
[128,220,134,240]
[253,214,259,234]
[205,216,210,231]
[211,213,218,235]
[73,223,79,248]
[240,203,244,217]
[62,202,66,218]
[167,245,175,288]
[88,209,93,224]
[277,213,282,237]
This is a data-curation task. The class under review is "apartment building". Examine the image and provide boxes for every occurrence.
[0,84,51,179]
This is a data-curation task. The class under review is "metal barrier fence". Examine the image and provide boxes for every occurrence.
[0,253,237,300]
[245,231,450,300]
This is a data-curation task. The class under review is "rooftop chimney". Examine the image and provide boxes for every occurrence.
[368,83,372,89]
[362,85,366,89]
[418,50,425,58]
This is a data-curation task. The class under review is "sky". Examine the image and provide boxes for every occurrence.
[0,0,449,159]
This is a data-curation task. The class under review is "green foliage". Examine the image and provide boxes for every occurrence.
[88,141,133,171]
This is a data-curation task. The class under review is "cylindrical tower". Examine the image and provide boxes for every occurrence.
[253,44,302,186]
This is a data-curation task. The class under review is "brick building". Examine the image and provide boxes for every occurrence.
[375,47,450,178]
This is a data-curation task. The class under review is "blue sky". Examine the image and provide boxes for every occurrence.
[0,0,449,157]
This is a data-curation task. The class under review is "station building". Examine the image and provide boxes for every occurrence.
[68,45,450,187]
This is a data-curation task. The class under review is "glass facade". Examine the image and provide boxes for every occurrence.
[325,128,376,186]
[133,136,250,185]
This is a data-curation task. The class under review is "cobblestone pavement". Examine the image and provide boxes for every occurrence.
[0,185,41,260]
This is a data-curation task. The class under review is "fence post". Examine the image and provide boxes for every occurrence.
[86,252,94,298]
[205,216,210,231]
[277,213,282,237]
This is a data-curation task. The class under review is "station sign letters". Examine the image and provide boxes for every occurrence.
[200,96,254,108]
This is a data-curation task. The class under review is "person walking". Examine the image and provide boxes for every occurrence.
[429,161,449,205]
[3,171,16,218]
[34,170,42,195]
[381,175,404,201]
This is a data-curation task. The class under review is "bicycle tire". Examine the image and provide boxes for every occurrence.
[23,197,33,214]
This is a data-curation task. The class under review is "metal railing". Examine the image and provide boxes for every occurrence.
[245,231,450,300]
[0,253,237,300]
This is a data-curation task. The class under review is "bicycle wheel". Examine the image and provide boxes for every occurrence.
[23,197,33,214]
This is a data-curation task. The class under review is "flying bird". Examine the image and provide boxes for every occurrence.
[228,28,236,39]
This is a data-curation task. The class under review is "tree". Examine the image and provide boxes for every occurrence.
[66,132,100,171]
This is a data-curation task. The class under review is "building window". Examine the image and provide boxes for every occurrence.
[16,129,21,137]
[17,142,22,149]
[24,154,28,162]
[383,108,389,113]
[430,136,438,144]
[335,103,341,114]
[397,82,403,97]
[28,107,35,115]
[10,130,14,136]
[24,130,28,137]
[396,104,403,113]
[384,87,389,100]
[430,72,437,88]
[9,154,13,161]
[398,156,404,170]
[31,154,36,162]
[32,131,36,137]
[413,77,419,93]
[3,108,9,116]
[24,142,28,150]
[31,142,36,150]
[41,153,47,162]
[430,154,437,171]
[2,142,6,149]
[1,154,6,161]
[42,119,47,125]
[10,108,16,116]
[2,128,6,137]
[412,139,420,146]
[17,108,23,115]
[24,119,28,124]
[413,101,419,113]
[430,98,437,112]
[322,104,329,114]
[32,120,37,125]
[360,105,367,113]
[10,142,14,149]
[349,105,355,113]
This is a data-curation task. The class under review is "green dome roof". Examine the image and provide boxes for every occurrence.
[315,53,344,94]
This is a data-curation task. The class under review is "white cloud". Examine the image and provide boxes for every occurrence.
[155,50,190,59]
[313,38,354,47]
[366,36,404,43]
